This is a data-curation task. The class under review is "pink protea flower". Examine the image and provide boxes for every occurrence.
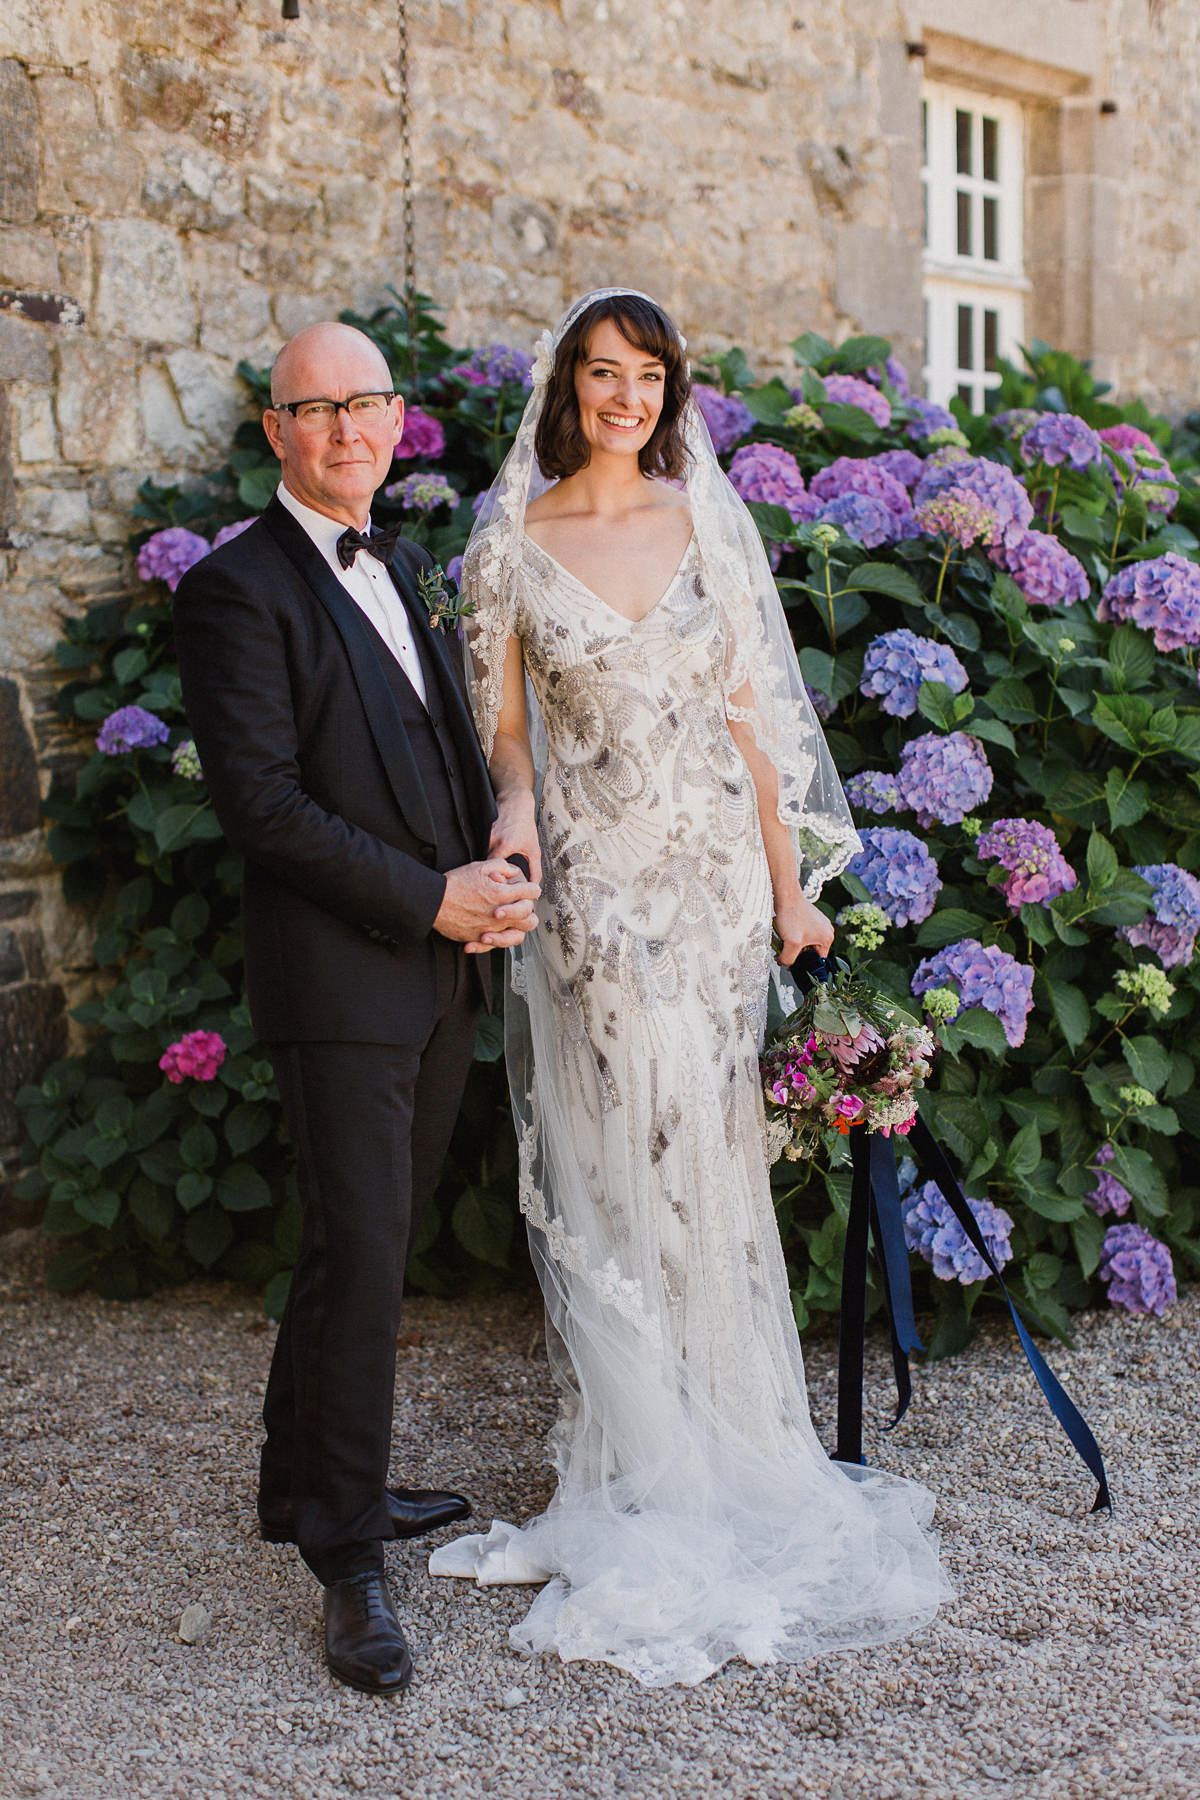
[824,1019,888,1078]
[159,1030,227,1084]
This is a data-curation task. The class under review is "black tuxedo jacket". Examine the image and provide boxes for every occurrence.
[172,495,496,1043]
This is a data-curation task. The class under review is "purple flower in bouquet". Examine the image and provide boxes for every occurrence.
[136,526,211,591]
[453,344,534,388]
[211,518,256,550]
[902,1180,1014,1283]
[1098,423,1178,514]
[159,1029,226,1085]
[728,443,817,523]
[914,488,1001,549]
[897,731,993,827]
[383,471,461,514]
[912,455,1034,551]
[1099,1222,1176,1316]
[912,937,1035,1047]
[993,408,1040,443]
[866,356,912,398]
[1098,553,1200,652]
[873,448,924,490]
[817,374,892,428]
[1086,1146,1133,1219]
[976,817,1077,911]
[846,826,941,926]
[393,405,446,461]
[844,770,903,816]
[693,384,755,454]
[906,397,957,440]
[809,455,914,519]
[1020,411,1105,471]
[96,705,170,755]
[816,492,906,547]
[992,529,1090,607]
[1117,862,1200,969]
[860,629,969,719]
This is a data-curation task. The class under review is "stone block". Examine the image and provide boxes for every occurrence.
[92,218,197,345]
[0,229,60,290]
[164,349,249,443]
[14,388,58,465]
[18,485,90,537]
[0,60,37,224]
[321,176,384,251]
[0,314,52,384]
[244,173,322,237]
[55,336,143,468]
[0,679,40,837]
[492,196,558,265]
[37,74,145,214]
[190,241,273,361]
[0,980,67,1149]
[119,51,268,160]
[139,362,199,460]
[142,145,244,234]
[835,224,922,340]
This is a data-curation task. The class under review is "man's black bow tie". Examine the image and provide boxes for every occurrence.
[336,522,405,570]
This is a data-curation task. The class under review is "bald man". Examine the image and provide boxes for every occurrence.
[173,324,538,1695]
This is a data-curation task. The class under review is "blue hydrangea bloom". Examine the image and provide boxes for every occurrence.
[816,492,906,548]
[844,769,902,815]
[809,455,913,516]
[860,629,969,719]
[906,397,957,440]
[993,530,1090,607]
[693,384,756,454]
[912,937,1036,1047]
[912,454,1034,551]
[897,731,993,827]
[1099,1223,1176,1316]
[1098,553,1200,652]
[1118,861,1200,969]
[846,826,941,926]
[1020,411,1105,471]
[902,1181,1014,1283]
[96,705,171,755]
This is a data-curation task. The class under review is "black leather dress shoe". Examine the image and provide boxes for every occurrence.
[324,1573,413,1696]
[259,1486,471,1545]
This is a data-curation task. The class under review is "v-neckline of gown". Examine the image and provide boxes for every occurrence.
[525,531,697,627]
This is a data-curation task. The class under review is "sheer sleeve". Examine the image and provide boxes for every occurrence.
[461,526,521,762]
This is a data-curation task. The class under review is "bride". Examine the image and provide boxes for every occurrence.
[430,289,948,1686]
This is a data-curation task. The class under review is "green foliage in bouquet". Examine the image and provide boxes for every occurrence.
[16,299,1200,1348]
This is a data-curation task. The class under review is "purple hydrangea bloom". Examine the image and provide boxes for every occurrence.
[211,518,256,550]
[1086,1146,1133,1218]
[383,471,461,514]
[136,527,211,592]
[906,397,957,440]
[992,529,1090,607]
[846,826,942,926]
[897,731,993,828]
[1098,553,1200,652]
[873,448,924,490]
[809,455,914,519]
[902,1180,1014,1283]
[866,356,912,398]
[456,344,534,388]
[446,554,464,585]
[844,769,903,816]
[912,455,1034,552]
[804,682,836,722]
[915,488,1001,549]
[1117,862,1200,969]
[993,409,1040,443]
[394,405,446,461]
[728,443,817,523]
[96,704,170,755]
[860,629,969,719]
[693,384,755,454]
[912,937,1036,1047]
[817,492,906,547]
[818,373,892,428]
[1020,411,1105,471]
[1099,1222,1177,1316]
[975,818,1077,911]
[1098,424,1178,514]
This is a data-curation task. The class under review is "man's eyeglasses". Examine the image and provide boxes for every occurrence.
[271,392,396,431]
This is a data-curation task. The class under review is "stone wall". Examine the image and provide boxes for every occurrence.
[1,0,1199,1218]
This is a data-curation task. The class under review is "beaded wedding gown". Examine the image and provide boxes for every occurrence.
[429,530,947,1687]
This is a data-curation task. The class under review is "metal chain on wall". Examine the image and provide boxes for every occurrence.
[280,0,420,383]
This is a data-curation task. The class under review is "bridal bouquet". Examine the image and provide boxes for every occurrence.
[762,962,936,1161]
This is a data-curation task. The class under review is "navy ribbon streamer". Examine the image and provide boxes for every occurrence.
[782,951,1111,1513]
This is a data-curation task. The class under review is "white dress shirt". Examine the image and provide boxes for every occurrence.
[276,482,428,706]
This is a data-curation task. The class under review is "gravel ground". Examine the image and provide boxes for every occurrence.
[2,1226,1198,1800]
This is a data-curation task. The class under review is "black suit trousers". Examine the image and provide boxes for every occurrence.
[259,936,478,1585]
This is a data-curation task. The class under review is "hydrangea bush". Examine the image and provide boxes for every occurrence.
[17,309,1200,1350]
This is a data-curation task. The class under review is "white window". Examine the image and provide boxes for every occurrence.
[921,83,1027,411]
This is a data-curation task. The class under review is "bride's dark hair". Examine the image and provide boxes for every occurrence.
[535,295,691,482]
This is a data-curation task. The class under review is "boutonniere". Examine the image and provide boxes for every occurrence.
[416,563,475,634]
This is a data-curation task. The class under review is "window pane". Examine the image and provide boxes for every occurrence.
[958,305,974,371]
[982,117,999,182]
[956,109,972,176]
[957,384,973,410]
[984,309,999,371]
[983,196,999,261]
[957,190,972,258]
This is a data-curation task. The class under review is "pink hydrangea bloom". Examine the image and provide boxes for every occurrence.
[393,406,446,461]
[159,1030,227,1084]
